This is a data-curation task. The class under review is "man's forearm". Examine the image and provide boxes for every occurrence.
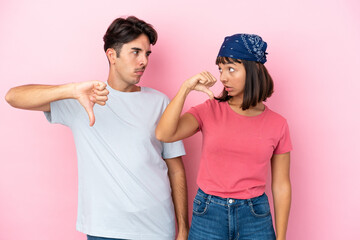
[166,157,189,238]
[5,84,75,111]
[172,174,188,235]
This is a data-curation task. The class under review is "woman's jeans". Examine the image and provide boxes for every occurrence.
[188,188,276,240]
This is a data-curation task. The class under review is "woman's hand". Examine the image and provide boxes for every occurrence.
[182,71,217,99]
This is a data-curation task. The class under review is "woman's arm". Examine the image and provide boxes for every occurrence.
[156,71,216,142]
[271,152,291,240]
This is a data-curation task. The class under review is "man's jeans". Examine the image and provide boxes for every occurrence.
[188,188,276,240]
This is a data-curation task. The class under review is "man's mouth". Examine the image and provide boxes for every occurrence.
[135,68,145,75]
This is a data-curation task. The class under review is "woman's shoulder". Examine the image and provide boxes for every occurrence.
[206,98,226,107]
[265,106,289,124]
[194,98,224,109]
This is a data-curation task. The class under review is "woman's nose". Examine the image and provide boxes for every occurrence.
[220,73,227,83]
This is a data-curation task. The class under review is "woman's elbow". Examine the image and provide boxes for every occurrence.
[155,128,170,142]
[272,179,291,194]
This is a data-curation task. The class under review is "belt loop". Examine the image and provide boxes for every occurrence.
[206,194,212,204]
[247,198,253,206]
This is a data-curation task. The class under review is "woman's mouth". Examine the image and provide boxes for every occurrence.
[225,87,232,92]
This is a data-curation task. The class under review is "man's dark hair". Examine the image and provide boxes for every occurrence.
[103,16,158,57]
[215,56,274,110]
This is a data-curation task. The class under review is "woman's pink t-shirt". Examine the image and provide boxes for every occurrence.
[187,99,292,199]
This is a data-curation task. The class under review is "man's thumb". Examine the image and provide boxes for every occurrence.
[85,106,95,127]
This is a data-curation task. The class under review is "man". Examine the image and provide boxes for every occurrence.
[5,16,188,240]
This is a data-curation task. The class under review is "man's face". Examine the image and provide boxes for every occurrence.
[113,34,151,87]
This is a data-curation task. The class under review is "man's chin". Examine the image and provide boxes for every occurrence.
[133,78,141,84]
[126,76,140,85]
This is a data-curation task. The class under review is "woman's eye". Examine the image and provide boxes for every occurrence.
[219,68,222,73]
[229,67,234,72]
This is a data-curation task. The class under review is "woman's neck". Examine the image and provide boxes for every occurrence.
[228,98,265,116]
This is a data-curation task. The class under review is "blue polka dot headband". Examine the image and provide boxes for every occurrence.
[217,33,268,64]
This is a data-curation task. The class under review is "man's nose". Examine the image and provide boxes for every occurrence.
[139,54,148,67]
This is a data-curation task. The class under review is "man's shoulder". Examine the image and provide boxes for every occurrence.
[141,87,170,101]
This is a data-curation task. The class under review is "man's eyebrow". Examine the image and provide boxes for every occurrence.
[131,47,142,51]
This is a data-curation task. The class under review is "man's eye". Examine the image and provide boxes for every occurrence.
[133,51,139,55]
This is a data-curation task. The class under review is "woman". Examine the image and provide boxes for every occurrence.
[156,34,292,240]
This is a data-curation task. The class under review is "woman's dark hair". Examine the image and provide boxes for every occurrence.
[103,16,158,57]
[215,56,274,110]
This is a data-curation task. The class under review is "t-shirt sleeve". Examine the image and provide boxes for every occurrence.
[186,100,211,131]
[159,95,186,159]
[162,141,186,159]
[44,99,81,127]
[274,120,293,154]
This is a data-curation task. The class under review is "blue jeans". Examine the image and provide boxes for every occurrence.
[87,236,127,240]
[188,188,276,240]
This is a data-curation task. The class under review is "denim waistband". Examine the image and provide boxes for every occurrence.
[196,188,267,207]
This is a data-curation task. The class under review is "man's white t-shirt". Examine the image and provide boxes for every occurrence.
[45,85,185,240]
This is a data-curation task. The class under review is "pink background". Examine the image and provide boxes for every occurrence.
[1,0,359,239]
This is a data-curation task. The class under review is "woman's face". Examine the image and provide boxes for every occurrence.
[218,61,246,99]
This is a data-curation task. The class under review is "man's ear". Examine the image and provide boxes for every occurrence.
[106,48,117,64]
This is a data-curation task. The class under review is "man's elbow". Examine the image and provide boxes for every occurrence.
[5,88,16,107]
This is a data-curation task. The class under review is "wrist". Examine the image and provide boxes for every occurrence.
[177,221,189,234]
[276,234,286,240]
[177,228,189,238]
[69,82,80,99]
[179,83,192,96]
[53,83,77,100]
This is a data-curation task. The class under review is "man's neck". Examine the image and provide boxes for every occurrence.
[107,75,140,92]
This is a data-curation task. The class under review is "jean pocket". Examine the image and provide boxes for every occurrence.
[192,195,209,216]
[249,198,271,218]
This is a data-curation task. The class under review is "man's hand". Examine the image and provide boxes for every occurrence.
[183,71,217,99]
[73,81,109,126]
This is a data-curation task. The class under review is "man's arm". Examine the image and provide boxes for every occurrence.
[271,152,291,240]
[164,156,189,240]
[5,81,108,126]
